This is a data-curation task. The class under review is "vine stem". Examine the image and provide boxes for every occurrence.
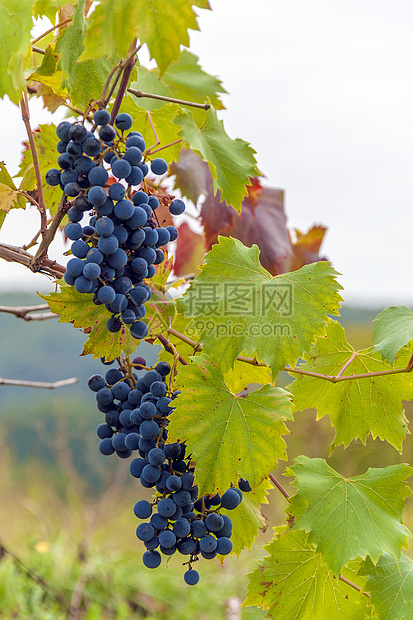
[337,574,370,597]
[30,17,72,45]
[0,242,66,279]
[20,93,47,232]
[109,39,138,125]
[31,193,69,274]
[0,303,56,321]
[157,334,189,366]
[167,328,413,383]
[127,88,211,110]
[269,473,290,500]
[0,376,78,389]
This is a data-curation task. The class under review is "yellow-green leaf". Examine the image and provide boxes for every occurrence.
[174,108,260,211]
[288,320,413,451]
[167,354,293,495]
[39,284,139,360]
[244,527,372,619]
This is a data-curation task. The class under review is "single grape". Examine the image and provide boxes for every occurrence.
[112,158,132,179]
[93,109,111,125]
[108,183,126,201]
[45,169,61,186]
[88,185,107,207]
[169,199,185,216]
[56,121,72,142]
[88,166,108,186]
[184,569,199,586]
[166,225,178,242]
[115,112,133,131]
[114,199,134,220]
[151,158,168,175]
[83,136,102,157]
[99,125,116,142]
[132,191,149,205]
[68,124,87,143]
[142,550,161,569]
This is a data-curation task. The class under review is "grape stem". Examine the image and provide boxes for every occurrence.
[167,328,413,383]
[269,473,290,500]
[127,88,211,110]
[99,42,140,109]
[30,17,72,46]
[157,334,189,366]
[20,93,47,233]
[31,193,69,275]
[109,40,139,125]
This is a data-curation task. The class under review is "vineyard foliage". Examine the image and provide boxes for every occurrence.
[0,1,412,617]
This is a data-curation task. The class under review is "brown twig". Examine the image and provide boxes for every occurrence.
[20,93,47,232]
[0,304,57,321]
[157,334,188,365]
[31,17,72,45]
[0,242,66,279]
[101,43,140,107]
[128,88,211,110]
[337,574,370,597]
[0,377,78,389]
[109,39,138,124]
[31,194,68,274]
[269,473,290,500]
[31,46,46,55]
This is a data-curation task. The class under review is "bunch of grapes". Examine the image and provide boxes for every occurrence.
[46,109,185,338]
[88,357,252,585]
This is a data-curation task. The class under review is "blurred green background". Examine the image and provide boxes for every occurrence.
[0,292,412,619]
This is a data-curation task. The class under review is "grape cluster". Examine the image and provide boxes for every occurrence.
[47,110,186,338]
[88,357,252,585]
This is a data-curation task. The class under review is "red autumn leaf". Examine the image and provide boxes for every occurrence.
[173,221,205,277]
[290,225,328,270]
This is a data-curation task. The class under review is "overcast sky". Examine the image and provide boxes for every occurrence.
[1,0,413,308]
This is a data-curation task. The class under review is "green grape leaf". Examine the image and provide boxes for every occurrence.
[81,0,210,75]
[288,320,413,451]
[39,284,138,360]
[244,526,372,619]
[78,0,134,61]
[286,456,413,575]
[167,354,293,495]
[32,0,68,21]
[149,252,175,293]
[29,45,57,77]
[223,355,272,393]
[178,236,342,376]
[119,98,183,162]
[174,108,260,211]
[131,50,226,122]
[16,123,63,215]
[0,163,26,210]
[372,305,413,365]
[222,478,272,557]
[55,0,116,107]
[144,286,177,339]
[360,553,413,620]
[0,0,33,104]
[0,184,24,213]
